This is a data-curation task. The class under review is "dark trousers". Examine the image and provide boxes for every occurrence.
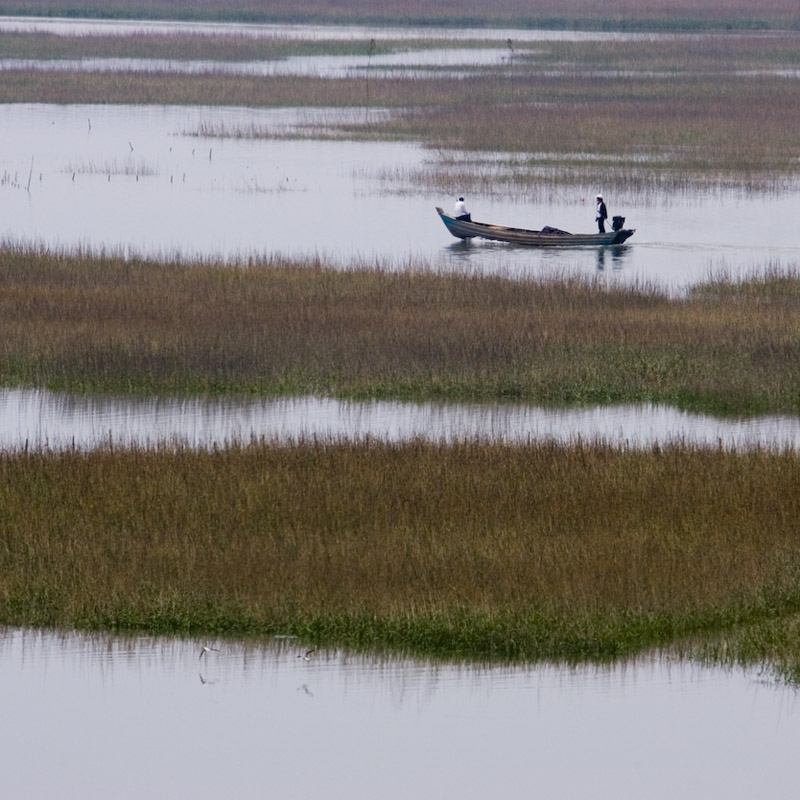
[456,213,471,221]
[597,218,606,233]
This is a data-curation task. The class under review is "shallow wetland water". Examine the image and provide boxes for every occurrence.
[4,388,800,451]
[2,104,799,291]
[2,19,800,792]
[2,627,799,800]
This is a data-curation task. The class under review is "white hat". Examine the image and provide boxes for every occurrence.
[596,194,603,200]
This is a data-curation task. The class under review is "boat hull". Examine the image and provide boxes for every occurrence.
[436,207,635,247]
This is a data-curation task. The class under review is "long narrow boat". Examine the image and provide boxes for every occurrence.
[436,207,635,247]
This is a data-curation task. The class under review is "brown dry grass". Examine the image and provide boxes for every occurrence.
[1,246,800,415]
[2,439,800,663]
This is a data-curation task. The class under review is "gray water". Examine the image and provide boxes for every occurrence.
[3,388,800,451]
[2,103,799,290]
[1,627,797,800]
[0,48,514,78]
[0,16,677,42]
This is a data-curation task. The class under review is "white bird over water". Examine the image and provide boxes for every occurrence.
[199,645,220,660]
[297,649,315,661]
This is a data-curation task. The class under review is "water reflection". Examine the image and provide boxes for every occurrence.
[0,47,511,78]
[2,388,800,451]
[0,626,796,800]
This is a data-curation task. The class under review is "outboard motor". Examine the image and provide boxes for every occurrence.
[612,215,625,232]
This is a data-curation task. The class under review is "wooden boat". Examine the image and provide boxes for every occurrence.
[436,207,635,247]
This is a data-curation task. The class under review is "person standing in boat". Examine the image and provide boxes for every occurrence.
[595,194,608,232]
[454,196,471,221]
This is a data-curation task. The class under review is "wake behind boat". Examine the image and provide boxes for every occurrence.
[436,207,635,247]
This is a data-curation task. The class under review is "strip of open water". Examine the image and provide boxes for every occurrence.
[1,627,797,800]
[0,47,514,78]
[0,16,677,42]
[3,388,799,451]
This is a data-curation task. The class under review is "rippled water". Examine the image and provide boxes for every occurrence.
[2,388,800,451]
[1,627,796,800]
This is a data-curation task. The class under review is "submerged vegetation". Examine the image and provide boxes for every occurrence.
[2,439,800,677]
[1,247,800,416]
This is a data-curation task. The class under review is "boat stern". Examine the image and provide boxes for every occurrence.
[611,229,636,245]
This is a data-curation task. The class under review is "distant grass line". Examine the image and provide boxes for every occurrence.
[0,31,417,61]
[4,31,800,176]
[1,0,799,30]
[2,440,800,676]
[2,246,800,416]
[368,74,800,174]
[2,29,799,70]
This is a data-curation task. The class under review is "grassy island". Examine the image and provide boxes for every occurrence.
[1,247,800,417]
[0,248,800,678]
[2,439,800,679]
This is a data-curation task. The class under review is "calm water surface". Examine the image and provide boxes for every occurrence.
[3,388,800,450]
[2,104,799,290]
[1,627,797,800]
[0,16,675,42]
[3,25,800,789]
[0,48,514,78]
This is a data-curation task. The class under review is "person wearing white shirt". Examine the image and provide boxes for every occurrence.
[454,196,471,221]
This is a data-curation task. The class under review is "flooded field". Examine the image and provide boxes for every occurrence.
[2,102,799,291]
[3,387,800,451]
[1,627,797,800]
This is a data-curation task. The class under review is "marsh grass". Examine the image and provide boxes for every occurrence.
[368,73,800,175]
[367,155,800,203]
[5,68,800,178]
[2,439,800,668]
[2,246,800,416]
